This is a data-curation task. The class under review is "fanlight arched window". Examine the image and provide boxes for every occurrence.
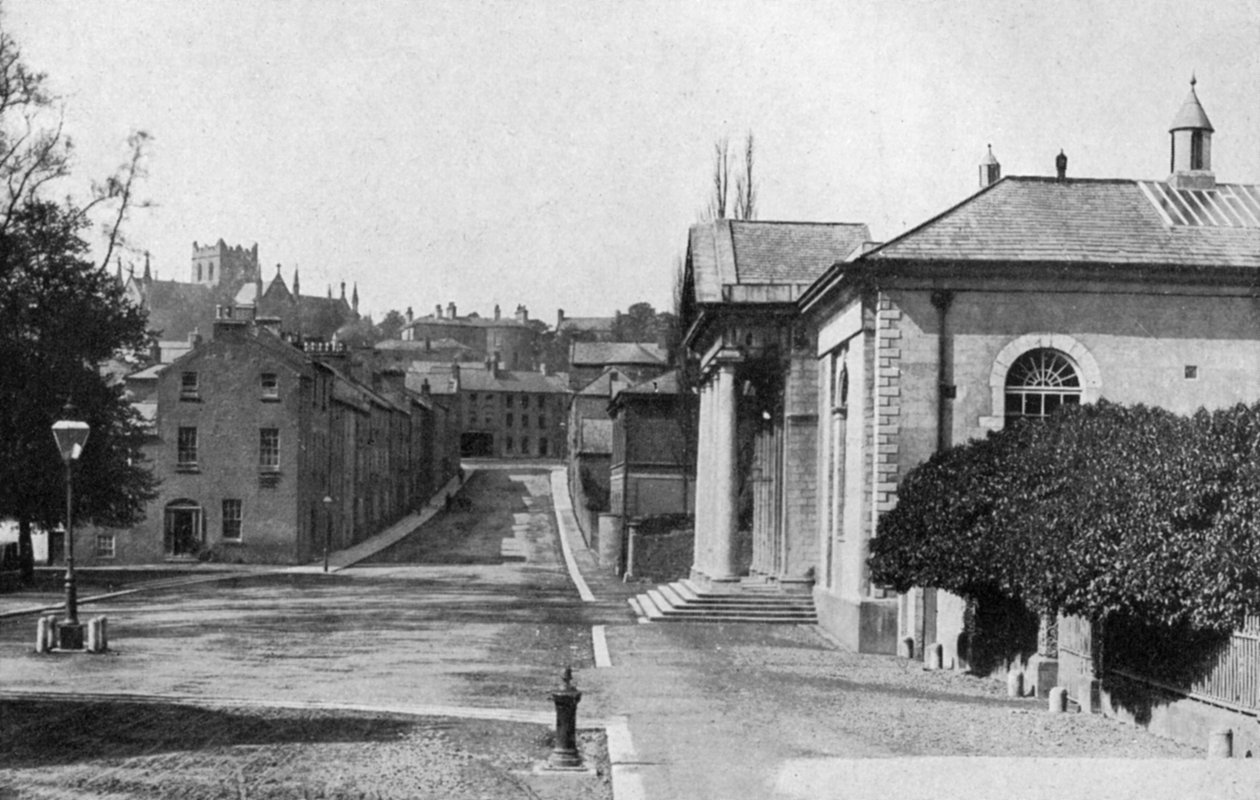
[1004,348,1082,422]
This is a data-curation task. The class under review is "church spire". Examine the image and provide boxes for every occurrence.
[143,251,151,282]
[351,282,359,313]
[292,267,300,298]
[1169,75,1215,189]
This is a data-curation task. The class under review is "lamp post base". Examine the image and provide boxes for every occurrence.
[57,621,85,651]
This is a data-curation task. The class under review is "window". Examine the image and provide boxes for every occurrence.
[521,437,530,454]
[505,436,514,453]
[95,534,115,558]
[522,415,530,428]
[196,264,202,282]
[469,393,478,403]
[539,437,549,456]
[222,499,242,540]
[180,371,199,399]
[539,416,547,429]
[506,413,514,427]
[506,395,514,409]
[1004,348,1081,422]
[1191,131,1205,170]
[537,395,545,409]
[259,428,280,470]
[261,372,279,399]
[177,427,198,468]
[208,263,215,282]
[1185,365,1199,380]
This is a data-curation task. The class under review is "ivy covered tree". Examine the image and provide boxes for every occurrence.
[869,400,1260,631]
[0,17,156,581]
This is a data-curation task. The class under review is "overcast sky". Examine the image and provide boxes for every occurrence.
[8,0,1260,322]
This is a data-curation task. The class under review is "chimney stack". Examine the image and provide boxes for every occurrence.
[406,306,414,324]
[447,301,457,319]
[1056,150,1068,181]
[435,303,442,319]
[494,303,501,320]
[556,309,565,330]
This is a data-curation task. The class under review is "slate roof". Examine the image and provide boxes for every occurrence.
[570,342,668,367]
[616,369,683,397]
[457,366,570,394]
[558,316,614,334]
[866,176,1260,268]
[688,220,871,304]
[141,280,217,340]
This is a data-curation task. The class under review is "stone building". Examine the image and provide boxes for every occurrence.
[408,360,570,459]
[679,219,871,592]
[800,79,1260,660]
[568,341,668,391]
[401,302,539,370]
[121,241,359,356]
[84,306,458,566]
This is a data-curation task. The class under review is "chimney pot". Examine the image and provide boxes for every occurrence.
[1056,149,1068,181]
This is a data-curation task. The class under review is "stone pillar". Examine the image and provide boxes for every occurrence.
[691,378,713,578]
[710,362,739,582]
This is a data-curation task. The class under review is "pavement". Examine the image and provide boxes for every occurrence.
[3,463,1259,800]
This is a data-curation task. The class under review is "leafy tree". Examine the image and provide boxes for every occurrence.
[870,401,1260,632]
[377,309,407,340]
[0,17,156,581]
[612,301,659,343]
[1,202,157,580]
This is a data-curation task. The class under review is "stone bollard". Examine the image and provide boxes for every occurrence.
[548,666,583,769]
[1208,728,1234,759]
[87,617,108,653]
[1048,687,1068,714]
[36,615,52,653]
[928,643,944,670]
[901,637,916,660]
[1007,670,1024,698]
[43,615,58,651]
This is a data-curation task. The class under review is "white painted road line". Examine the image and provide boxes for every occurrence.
[549,467,596,602]
[592,625,611,667]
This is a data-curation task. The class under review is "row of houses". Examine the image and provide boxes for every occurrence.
[76,305,461,566]
[622,80,1260,749]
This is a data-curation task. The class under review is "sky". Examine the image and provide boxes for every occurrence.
[7,0,1260,322]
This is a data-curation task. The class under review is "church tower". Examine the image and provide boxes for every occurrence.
[1169,76,1215,190]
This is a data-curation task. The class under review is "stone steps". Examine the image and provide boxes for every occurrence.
[629,580,817,624]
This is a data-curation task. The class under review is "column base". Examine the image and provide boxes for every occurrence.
[689,567,741,592]
[814,590,899,654]
[56,621,85,651]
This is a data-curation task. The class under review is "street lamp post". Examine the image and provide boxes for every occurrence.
[51,413,90,651]
[322,495,333,573]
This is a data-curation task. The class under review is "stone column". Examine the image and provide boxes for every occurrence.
[710,362,739,581]
[691,377,713,578]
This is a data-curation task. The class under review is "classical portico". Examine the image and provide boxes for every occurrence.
[681,219,871,592]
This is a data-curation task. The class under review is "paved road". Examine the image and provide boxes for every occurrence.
[0,467,620,715]
[4,463,1257,800]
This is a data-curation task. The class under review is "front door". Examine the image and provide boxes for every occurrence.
[164,502,203,557]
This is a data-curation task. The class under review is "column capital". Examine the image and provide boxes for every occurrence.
[700,346,744,374]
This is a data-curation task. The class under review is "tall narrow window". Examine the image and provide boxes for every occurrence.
[222,499,242,540]
[1004,348,1082,423]
[177,427,198,468]
[180,371,199,399]
[259,428,280,470]
[261,372,279,399]
[539,437,549,456]
[1191,130,1205,170]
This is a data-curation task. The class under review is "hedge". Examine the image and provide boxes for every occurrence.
[868,400,1260,631]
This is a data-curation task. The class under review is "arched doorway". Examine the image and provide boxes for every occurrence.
[164,500,203,558]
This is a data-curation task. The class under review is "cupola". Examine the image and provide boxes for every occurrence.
[1169,76,1215,190]
[979,144,1000,187]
